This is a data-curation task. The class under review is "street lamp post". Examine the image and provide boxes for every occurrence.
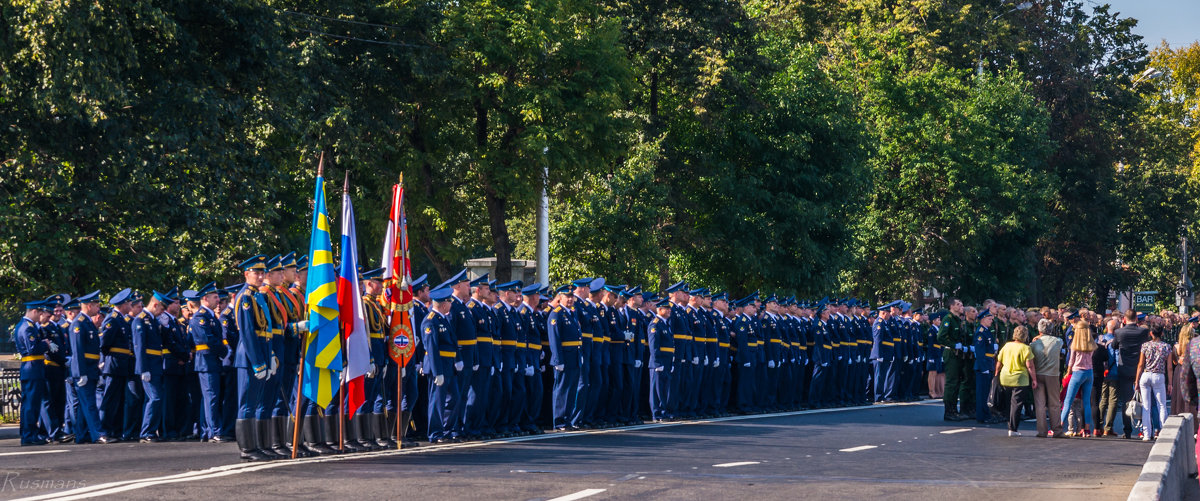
[977,1,1033,76]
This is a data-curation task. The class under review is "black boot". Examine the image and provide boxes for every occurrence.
[276,415,306,458]
[352,413,377,451]
[400,411,419,447]
[256,419,282,459]
[304,415,336,455]
[236,419,270,462]
[340,415,367,453]
[379,412,398,448]
[322,414,348,453]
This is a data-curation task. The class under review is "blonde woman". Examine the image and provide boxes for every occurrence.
[1059,321,1097,437]
[1173,323,1195,415]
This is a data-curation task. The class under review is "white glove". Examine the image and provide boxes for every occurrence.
[692,357,699,365]
[790,358,796,364]
[434,374,445,386]
[77,375,88,387]
[525,366,534,377]
[713,360,719,368]
[270,356,279,372]
[634,360,643,368]
[703,357,709,365]
[400,367,407,378]
[98,362,105,371]
[293,322,309,334]
[48,341,59,353]
[540,351,545,360]
[902,357,908,363]
[969,345,976,354]
[454,361,464,371]
[255,369,268,380]
[141,372,151,382]
[513,366,519,373]
[654,366,664,372]
[472,364,479,371]
[822,362,829,367]
[837,356,844,361]
[955,343,963,351]
[499,363,504,372]
[490,367,495,376]
[416,363,424,375]
[367,364,377,378]
[743,362,751,367]
[993,343,999,352]
[982,370,991,375]
[554,364,565,371]
[768,360,776,369]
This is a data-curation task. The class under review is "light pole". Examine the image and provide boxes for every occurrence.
[1132,67,1164,88]
[537,146,549,286]
[977,1,1033,76]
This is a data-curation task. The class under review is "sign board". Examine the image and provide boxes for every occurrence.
[1133,291,1158,313]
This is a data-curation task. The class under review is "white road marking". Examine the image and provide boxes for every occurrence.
[0,449,69,457]
[713,461,760,468]
[839,445,878,452]
[13,400,939,501]
[546,488,607,501]
[940,428,973,434]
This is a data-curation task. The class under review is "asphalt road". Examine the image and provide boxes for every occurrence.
[0,400,1173,500]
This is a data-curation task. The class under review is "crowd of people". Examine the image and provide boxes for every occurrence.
[11,252,1196,461]
[967,303,1195,440]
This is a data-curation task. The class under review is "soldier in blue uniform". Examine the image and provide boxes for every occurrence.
[233,255,276,461]
[16,300,53,445]
[870,301,896,403]
[68,291,110,443]
[808,300,833,408]
[567,278,595,428]
[268,255,312,454]
[647,298,676,422]
[461,275,493,440]
[130,292,164,442]
[150,291,190,440]
[441,269,474,441]
[519,282,547,433]
[422,286,459,443]
[493,280,525,435]
[619,287,646,423]
[973,309,1000,423]
[356,268,388,450]
[185,284,229,442]
[401,274,429,446]
[33,298,69,442]
[549,285,582,430]
[732,296,758,413]
[99,288,140,441]
[664,282,692,418]
[218,285,240,441]
[599,284,625,424]
[711,293,733,415]
[583,278,609,427]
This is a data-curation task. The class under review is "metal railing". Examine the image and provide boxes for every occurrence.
[0,368,20,423]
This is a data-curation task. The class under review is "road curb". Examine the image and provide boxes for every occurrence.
[1128,413,1197,501]
[0,425,17,440]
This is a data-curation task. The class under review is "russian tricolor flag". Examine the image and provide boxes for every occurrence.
[337,189,371,417]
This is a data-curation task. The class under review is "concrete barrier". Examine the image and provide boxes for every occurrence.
[1128,413,1197,500]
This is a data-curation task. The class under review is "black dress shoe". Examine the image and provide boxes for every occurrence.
[139,436,161,443]
[98,436,119,444]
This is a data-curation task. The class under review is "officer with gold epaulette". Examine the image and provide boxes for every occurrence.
[422,286,458,443]
[218,285,240,440]
[130,291,164,442]
[16,300,53,445]
[518,282,547,433]
[549,285,582,431]
[68,291,109,443]
[185,285,227,442]
[100,289,139,441]
[35,296,69,442]
[359,267,389,449]
[233,255,275,461]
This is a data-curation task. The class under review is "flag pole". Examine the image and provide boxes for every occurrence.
[403,366,408,448]
[338,167,349,453]
[292,152,323,460]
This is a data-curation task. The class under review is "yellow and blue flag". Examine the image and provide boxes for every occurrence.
[302,166,341,410]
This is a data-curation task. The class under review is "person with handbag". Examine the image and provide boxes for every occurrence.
[1059,321,1097,437]
[995,326,1037,437]
[1135,325,1174,441]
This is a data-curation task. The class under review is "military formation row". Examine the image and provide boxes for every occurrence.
[13,254,951,461]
